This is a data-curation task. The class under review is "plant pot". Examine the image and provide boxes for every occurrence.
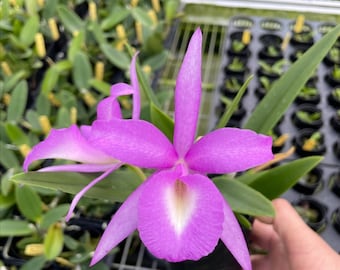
[227,32,251,58]
[295,129,326,157]
[325,68,340,87]
[216,102,246,121]
[332,207,340,234]
[224,57,249,76]
[323,47,340,66]
[293,198,328,233]
[259,33,283,46]
[295,85,321,105]
[169,241,242,270]
[333,139,340,159]
[221,76,247,97]
[258,45,283,61]
[293,167,323,195]
[330,114,340,133]
[329,172,340,197]
[328,89,340,108]
[292,105,323,129]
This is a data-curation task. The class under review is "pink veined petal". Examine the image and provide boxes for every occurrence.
[173,28,202,158]
[185,128,274,174]
[90,183,144,266]
[138,170,224,262]
[220,200,251,270]
[38,163,118,173]
[130,53,140,119]
[65,163,122,221]
[90,119,177,169]
[23,125,116,171]
[97,97,122,120]
[110,82,135,97]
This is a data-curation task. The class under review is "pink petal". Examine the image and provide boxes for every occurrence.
[23,125,116,171]
[130,53,140,119]
[90,183,143,266]
[65,164,122,221]
[173,28,202,158]
[97,97,122,120]
[220,200,251,270]
[138,170,224,262]
[185,128,273,174]
[90,119,177,169]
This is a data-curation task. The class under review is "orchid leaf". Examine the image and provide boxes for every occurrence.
[72,52,93,90]
[11,170,142,203]
[100,43,130,70]
[57,5,84,34]
[89,79,111,95]
[131,7,153,27]
[214,177,275,217]
[68,31,85,62]
[19,14,39,47]
[44,223,64,260]
[15,184,43,222]
[150,102,174,141]
[0,219,35,236]
[41,66,59,95]
[40,204,69,229]
[21,256,46,270]
[244,24,340,134]
[0,142,19,169]
[100,5,129,30]
[5,123,29,145]
[7,80,28,122]
[238,156,323,199]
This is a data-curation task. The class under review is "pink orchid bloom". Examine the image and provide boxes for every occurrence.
[23,54,141,221]
[88,28,273,270]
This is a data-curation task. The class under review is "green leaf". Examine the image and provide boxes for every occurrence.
[55,107,71,128]
[100,5,129,30]
[238,156,323,200]
[15,184,43,222]
[24,0,38,15]
[5,123,30,145]
[1,168,16,196]
[244,24,340,134]
[0,141,19,169]
[143,51,169,70]
[67,31,85,62]
[41,66,59,95]
[0,219,35,236]
[100,43,130,70]
[3,70,27,92]
[36,94,51,116]
[89,79,111,95]
[40,204,69,229]
[89,21,106,44]
[19,14,39,47]
[7,80,28,122]
[44,223,64,260]
[214,177,275,217]
[150,102,174,141]
[12,169,142,202]
[131,7,153,27]
[21,256,46,270]
[57,5,84,34]
[72,52,93,90]
[54,59,72,72]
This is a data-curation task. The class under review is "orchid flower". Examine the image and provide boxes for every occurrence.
[88,29,273,270]
[23,54,141,221]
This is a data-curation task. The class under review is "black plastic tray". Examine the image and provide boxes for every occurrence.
[211,16,340,252]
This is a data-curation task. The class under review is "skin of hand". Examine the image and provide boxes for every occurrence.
[250,198,340,270]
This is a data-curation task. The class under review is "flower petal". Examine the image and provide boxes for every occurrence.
[220,200,251,270]
[138,170,224,262]
[97,97,122,120]
[65,164,122,221]
[90,119,177,169]
[90,183,143,266]
[38,163,116,173]
[173,28,202,158]
[185,128,273,174]
[23,125,116,171]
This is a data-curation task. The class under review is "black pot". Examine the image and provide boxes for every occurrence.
[333,139,340,159]
[259,33,283,46]
[332,207,340,234]
[329,172,340,198]
[293,167,323,195]
[216,103,246,121]
[292,105,323,129]
[330,114,340,133]
[258,45,283,61]
[169,241,242,270]
[220,76,247,97]
[328,90,340,108]
[290,30,314,49]
[224,57,249,76]
[227,32,251,58]
[293,198,328,233]
[295,91,321,105]
[325,69,340,87]
[295,129,326,157]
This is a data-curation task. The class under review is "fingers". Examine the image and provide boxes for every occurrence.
[250,219,276,250]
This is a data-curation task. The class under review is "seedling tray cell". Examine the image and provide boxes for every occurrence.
[211,16,340,252]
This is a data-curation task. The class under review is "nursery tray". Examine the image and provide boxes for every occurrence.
[210,15,340,252]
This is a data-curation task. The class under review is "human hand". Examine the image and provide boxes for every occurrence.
[250,198,340,270]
